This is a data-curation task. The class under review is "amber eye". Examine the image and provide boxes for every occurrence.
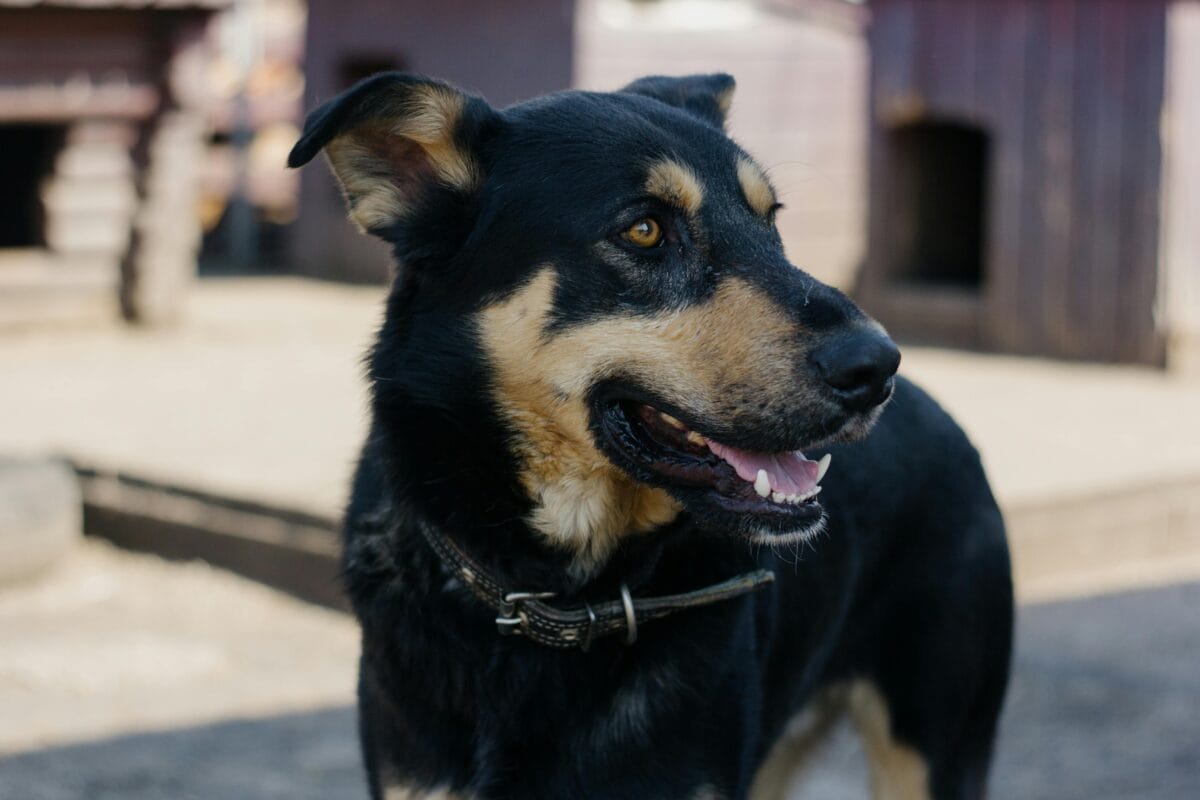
[623,217,663,248]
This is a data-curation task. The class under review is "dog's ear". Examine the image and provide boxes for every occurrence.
[620,73,736,129]
[288,72,499,234]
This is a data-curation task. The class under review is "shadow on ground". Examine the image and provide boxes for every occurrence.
[0,707,363,800]
[2,583,1198,800]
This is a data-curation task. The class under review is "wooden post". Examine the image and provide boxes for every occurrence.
[120,16,214,325]
[121,108,205,324]
[1161,1,1200,375]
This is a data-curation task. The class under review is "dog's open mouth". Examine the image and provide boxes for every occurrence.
[594,395,829,536]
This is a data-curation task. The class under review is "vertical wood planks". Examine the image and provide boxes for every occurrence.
[1037,0,1077,359]
[1118,4,1167,363]
[979,0,1028,352]
[864,0,917,305]
[864,0,1171,364]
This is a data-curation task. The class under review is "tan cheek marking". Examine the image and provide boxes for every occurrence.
[737,157,777,219]
[479,269,681,575]
[325,86,478,232]
[479,270,804,573]
[645,159,705,216]
[848,681,932,800]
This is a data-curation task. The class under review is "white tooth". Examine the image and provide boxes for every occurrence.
[816,453,832,482]
[771,491,785,503]
[686,430,707,447]
[787,494,800,505]
[754,469,771,498]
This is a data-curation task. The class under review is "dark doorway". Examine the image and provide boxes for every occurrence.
[884,119,990,288]
[0,125,66,248]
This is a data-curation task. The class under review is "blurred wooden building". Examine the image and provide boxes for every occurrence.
[290,0,869,292]
[858,0,1200,369]
[0,0,227,327]
[291,0,577,283]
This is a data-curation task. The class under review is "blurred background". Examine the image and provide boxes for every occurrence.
[0,0,1197,798]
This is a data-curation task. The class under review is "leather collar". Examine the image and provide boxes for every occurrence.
[418,519,775,651]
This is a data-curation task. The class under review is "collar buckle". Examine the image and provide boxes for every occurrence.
[495,591,556,636]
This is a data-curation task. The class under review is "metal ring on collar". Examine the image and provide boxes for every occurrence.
[581,600,597,652]
[619,583,637,645]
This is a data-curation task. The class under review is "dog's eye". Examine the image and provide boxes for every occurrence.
[623,218,664,248]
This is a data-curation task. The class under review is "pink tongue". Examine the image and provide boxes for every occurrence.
[707,440,819,495]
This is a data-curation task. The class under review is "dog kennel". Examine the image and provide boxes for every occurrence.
[857,0,1200,369]
[0,0,226,326]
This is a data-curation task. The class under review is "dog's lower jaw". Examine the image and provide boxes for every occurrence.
[525,468,682,579]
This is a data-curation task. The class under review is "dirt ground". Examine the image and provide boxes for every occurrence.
[0,540,1196,800]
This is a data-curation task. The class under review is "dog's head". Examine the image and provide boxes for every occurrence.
[290,73,899,573]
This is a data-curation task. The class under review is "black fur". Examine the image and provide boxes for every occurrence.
[290,73,1013,800]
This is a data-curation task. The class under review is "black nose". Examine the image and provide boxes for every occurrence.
[809,328,901,412]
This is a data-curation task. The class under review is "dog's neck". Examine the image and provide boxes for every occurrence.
[372,397,682,596]
[407,491,679,601]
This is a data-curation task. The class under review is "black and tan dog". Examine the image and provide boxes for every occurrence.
[288,72,1013,800]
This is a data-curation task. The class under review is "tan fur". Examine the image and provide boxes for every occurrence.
[383,784,471,800]
[848,681,932,800]
[645,159,705,216]
[395,85,477,189]
[478,267,807,573]
[715,85,735,118]
[325,84,478,232]
[737,158,777,219]
[749,687,847,799]
[324,137,407,231]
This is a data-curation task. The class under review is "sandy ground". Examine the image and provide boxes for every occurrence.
[0,540,1196,799]
[0,279,381,518]
[0,539,358,756]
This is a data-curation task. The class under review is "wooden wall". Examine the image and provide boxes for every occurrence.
[862,0,1168,365]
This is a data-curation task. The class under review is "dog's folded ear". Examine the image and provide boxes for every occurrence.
[620,73,736,129]
[288,73,498,234]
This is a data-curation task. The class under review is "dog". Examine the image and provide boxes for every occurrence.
[288,72,1013,800]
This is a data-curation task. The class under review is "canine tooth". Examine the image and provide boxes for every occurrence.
[816,453,832,482]
[771,491,785,503]
[754,470,770,498]
[685,430,707,446]
[659,412,686,430]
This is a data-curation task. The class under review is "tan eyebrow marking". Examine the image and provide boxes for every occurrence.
[644,159,705,216]
[737,157,777,218]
